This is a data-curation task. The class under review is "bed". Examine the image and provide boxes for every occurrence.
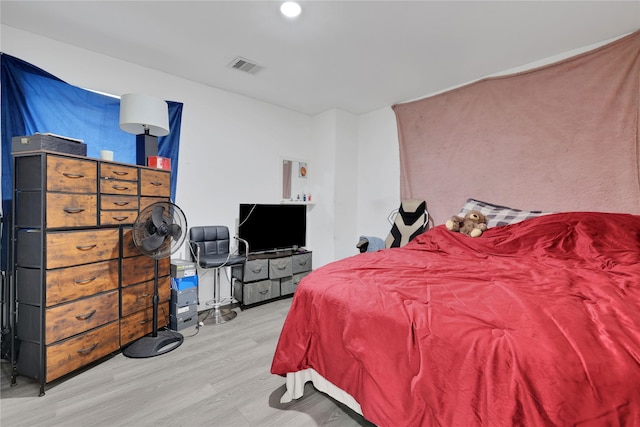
[271,204,640,426]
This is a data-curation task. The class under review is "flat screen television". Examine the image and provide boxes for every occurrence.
[238,204,307,254]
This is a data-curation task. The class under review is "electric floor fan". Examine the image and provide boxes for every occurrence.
[123,201,187,358]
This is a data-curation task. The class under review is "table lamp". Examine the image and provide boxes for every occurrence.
[119,93,170,166]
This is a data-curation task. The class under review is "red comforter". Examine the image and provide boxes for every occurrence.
[271,212,640,426]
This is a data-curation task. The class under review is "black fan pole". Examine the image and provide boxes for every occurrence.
[151,258,159,338]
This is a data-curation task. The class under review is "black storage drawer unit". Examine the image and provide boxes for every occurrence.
[12,134,87,156]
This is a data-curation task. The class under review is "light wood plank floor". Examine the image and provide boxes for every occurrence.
[0,298,376,427]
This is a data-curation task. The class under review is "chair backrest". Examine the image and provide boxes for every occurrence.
[189,226,231,259]
[384,199,428,249]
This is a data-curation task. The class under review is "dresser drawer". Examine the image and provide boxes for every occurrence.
[46,193,98,228]
[46,321,120,383]
[46,229,120,269]
[45,260,118,306]
[292,252,312,274]
[100,210,138,226]
[139,196,169,213]
[100,178,138,196]
[121,276,171,317]
[121,255,170,286]
[45,289,119,344]
[269,257,292,279]
[46,155,97,193]
[121,227,139,258]
[140,169,170,197]
[122,226,177,259]
[120,301,170,346]
[100,163,138,182]
[100,195,138,211]
[16,192,98,229]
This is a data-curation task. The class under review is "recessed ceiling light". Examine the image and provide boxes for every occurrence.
[280,2,301,18]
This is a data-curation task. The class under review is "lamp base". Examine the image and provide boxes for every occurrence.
[136,133,158,166]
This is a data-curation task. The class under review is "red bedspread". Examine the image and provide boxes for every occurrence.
[271,212,640,426]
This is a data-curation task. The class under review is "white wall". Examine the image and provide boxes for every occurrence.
[356,107,401,242]
[0,25,336,307]
[308,109,360,265]
[2,25,626,306]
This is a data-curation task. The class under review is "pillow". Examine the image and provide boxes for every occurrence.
[457,198,552,228]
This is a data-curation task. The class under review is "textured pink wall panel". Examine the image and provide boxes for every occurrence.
[394,31,640,225]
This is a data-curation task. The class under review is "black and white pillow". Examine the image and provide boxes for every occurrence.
[457,198,552,228]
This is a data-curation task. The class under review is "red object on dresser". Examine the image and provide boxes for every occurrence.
[147,156,171,170]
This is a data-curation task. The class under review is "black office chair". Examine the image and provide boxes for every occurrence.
[189,226,246,324]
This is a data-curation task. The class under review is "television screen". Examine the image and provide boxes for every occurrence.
[238,204,307,254]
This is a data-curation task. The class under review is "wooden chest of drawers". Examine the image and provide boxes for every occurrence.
[12,151,172,395]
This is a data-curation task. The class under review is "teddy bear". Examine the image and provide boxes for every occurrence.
[445,210,488,238]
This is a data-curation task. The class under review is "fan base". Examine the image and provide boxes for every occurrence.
[122,330,184,358]
[201,307,237,325]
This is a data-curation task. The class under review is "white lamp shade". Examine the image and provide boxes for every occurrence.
[119,93,170,136]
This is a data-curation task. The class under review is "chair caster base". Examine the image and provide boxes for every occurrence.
[201,307,237,325]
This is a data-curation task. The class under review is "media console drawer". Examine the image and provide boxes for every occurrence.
[269,257,292,279]
[233,251,312,307]
[234,258,268,282]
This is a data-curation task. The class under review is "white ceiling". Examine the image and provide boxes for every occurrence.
[1,1,639,115]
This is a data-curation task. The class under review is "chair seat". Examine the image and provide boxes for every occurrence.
[198,253,245,269]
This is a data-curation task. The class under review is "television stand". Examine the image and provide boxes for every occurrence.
[247,249,294,260]
[232,250,312,307]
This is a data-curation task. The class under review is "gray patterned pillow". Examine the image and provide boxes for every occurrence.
[458,198,552,228]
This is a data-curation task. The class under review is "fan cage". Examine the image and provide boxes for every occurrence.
[133,202,187,259]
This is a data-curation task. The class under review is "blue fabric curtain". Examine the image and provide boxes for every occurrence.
[0,53,183,270]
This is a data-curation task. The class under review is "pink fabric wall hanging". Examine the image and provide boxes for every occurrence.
[393,30,640,225]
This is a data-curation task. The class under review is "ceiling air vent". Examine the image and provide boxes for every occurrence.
[228,57,264,75]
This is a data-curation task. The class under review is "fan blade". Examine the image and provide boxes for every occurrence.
[141,232,165,252]
[151,205,166,229]
[169,224,182,240]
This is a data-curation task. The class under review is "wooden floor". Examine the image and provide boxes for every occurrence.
[0,298,376,427]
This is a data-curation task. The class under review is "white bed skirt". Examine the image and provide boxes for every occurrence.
[280,368,363,416]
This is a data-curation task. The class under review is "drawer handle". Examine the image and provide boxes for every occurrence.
[62,173,85,179]
[111,216,129,222]
[113,201,131,206]
[259,290,269,295]
[76,244,97,251]
[77,343,98,354]
[112,185,130,191]
[63,207,85,214]
[112,170,130,176]
[75,310,96,321]
[277,265,287,270]
[298,260,308,266]
[74,276,97,285]
[150,181,163,187]
[251,267,263,273]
